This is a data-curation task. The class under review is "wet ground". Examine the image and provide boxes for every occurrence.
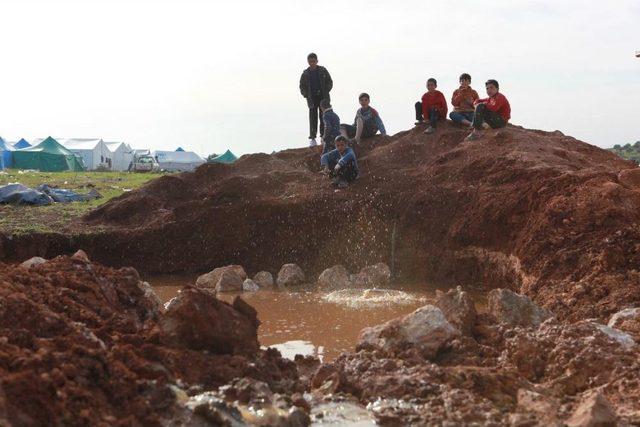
[150,275,485,361]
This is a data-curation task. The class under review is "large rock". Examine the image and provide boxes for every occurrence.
[352,263,391,288]
[277,264,305,287]
[158,287,259,355]
[196,265,247,289]
[607,307,640,341]
[215,270,244,292]
[20,257,47,269]
[488,288,552,328]
[317,265,352,291]
[357,305,458,359]
[435,286,477,335]
[242,279,260,292]
[253,271,274,288]
[566,391,617,427]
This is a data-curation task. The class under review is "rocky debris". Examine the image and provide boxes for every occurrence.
[352,263,391,288]
[19,256,46,268]
[566,391,617,427]
[196,264,247,289]
[488,288,552,328]
[357,305,458,359]
[253,271,275,288]
[242,278,260,292]
[435,286,477,335]
[159,287,259,355]
[277,263,305,287]
[214,269,244,292]
[71,249,90,262]
[607,307,640,341]
[592,323,635,349]
[317,264,352,291]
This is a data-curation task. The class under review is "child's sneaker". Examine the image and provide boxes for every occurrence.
[424,126,435,134]
[308,138,317,147]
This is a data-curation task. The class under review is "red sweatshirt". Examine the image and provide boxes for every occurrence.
[475,92,511,121]
[421,90,448,121]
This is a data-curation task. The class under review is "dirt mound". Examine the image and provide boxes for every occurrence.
[0,257,301,426]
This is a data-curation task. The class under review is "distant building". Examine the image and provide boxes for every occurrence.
[105,141,134,171]
[59,138,112,170]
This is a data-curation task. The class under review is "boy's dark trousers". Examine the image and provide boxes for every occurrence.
[415,102,440,126]
[329,163,358,183]
[309,94,325,139]
[472,104,506,130]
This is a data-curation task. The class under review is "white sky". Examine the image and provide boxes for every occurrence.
[0,0,638,156]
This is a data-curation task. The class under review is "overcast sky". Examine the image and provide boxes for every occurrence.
[0,0,638,156]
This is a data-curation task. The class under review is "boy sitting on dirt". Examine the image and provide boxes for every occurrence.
[466,79,511,141]
[320,99,341,154]
[320,135,359,188]
[414,78,448,134]
[340,93,386,145]
[449,73,479,126]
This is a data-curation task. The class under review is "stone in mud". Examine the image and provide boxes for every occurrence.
[607,307,640,341]
[20,256,47,269]
[435,286,477,335]
[215,270,244,292]
[277,263,305,287]
[137,280,163,316]
[317,265,352,291]
[220,377,273,404]
[253,271,274,288]
[352,263,391,288]
[71,249,90,262]
[196,265,247,289]
[566,391,617,427]
[242,279,260,292]
[158,287,259,355]
[357,305,458,359]
[488,288,552,328]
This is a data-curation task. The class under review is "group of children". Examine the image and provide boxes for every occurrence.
[300,52,511,189]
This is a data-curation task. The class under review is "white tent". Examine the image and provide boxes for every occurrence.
[105,141,134,171]
[153,150,205,172]
[59,138,112,170]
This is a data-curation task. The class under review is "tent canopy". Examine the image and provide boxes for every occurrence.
[153,150,204,171]
[175,147,185,152]
[211,149,238,164]
[13,137,85,171]
[13,139,31,149]
[0,137,15,170]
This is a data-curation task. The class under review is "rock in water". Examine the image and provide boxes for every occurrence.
[607,307,640,341]
[159,287,259,355]
[277,264,305,287]
[352,263,391,288]
[317,265,351,291]
[435,286,477,335]
[488,288,552,328]
[242,279,260,292]
[253,271,274,288]
[196,265,247,289]
[215,270,244,292]
[357,305,458,359]
[566,391,617,427]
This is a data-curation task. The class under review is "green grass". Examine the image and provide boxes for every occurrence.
[0,170,163,234]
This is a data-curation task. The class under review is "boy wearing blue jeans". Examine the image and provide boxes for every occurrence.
[320,136,359,188]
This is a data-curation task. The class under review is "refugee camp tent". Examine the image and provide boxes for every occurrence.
[0,138,14,170]
[60,138,112,170]
[13,137,85,171]
[175,147,185,152]
[105,141,134,171]
[210,149,238,164]
[153,150,205,171]
[13,139,31,149]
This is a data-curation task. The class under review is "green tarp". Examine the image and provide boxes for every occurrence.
[210,149,238,164]
[13,137,85,171]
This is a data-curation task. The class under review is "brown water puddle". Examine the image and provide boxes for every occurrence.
[150,275,484,361]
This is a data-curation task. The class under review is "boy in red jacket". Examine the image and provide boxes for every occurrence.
[450,73,479,126]
[466,79,511,141]
[414,78,447,134]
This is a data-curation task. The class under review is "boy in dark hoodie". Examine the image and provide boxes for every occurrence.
[340,93,386,144]
[415,78,447,134]
[320,135,359,188]
[449,73,479,126]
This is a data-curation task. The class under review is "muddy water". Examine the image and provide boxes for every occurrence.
[150,275,482,361]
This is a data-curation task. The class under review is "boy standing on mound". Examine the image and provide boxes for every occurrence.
[340,93,386,144]
[449,73,479,126]
[466,79,511,141]
[415,78,447,134]
[299,53,333,148]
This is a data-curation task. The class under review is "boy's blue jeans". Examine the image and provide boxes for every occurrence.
[449,111,474,124]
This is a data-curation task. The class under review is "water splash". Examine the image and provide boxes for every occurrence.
[322,288,426,309]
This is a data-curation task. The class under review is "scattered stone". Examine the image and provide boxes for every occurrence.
[607,307,640,341]
[71,249,90,262]
[311,364,344,394]
[19,256,47,269]
[357,305,458,359]
[435,286,477,335]
[253,271,275,288]
[566,391,617,427]
[137,280,163,316]
[242,279,260,292]
[352,263,391,288]
[220,378,273,404]
[158,287,259,355]
[196,265,247,289]
[215,270,244,292]
[488,288,552,328]
[277,264,305,287]
[317,265,352,291]
[593,323,635,349]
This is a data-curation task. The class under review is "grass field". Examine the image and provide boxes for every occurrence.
[0,170,163,234]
